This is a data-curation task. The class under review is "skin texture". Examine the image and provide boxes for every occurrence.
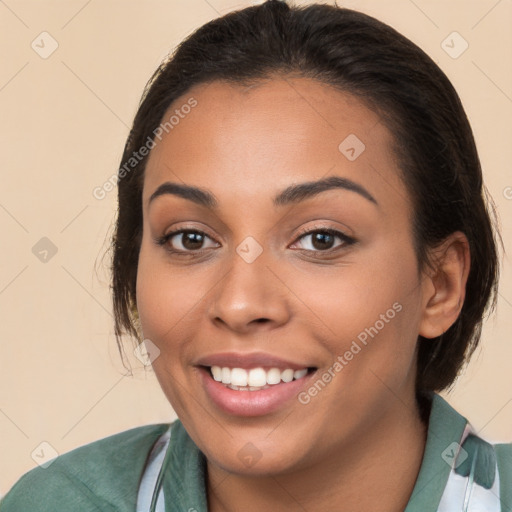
[136,77,470,511]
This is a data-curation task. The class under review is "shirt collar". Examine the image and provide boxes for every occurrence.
[404,393,468,511]
[162,420,208,512]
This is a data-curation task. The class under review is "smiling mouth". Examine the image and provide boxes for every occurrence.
[203,365,317,391]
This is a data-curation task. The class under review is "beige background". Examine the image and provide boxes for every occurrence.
[1,0,511,495]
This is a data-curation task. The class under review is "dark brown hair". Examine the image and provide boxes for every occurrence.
[110,0,500,393]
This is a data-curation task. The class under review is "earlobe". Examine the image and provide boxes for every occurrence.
[419,232,471,339]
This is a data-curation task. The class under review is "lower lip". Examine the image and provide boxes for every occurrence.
[198,367,316,417]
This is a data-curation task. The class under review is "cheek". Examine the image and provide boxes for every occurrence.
[299,242,418,332]
[135,242,198,412]
[296,237,422,382]
[135,241,195,348]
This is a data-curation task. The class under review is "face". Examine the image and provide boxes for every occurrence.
[136,77,430,476]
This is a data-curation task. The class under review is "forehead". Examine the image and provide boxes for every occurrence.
[143,77,408,212]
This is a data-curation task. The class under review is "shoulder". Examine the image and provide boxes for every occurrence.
[0,423,170,512]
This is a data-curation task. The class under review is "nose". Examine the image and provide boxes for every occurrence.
[208,245,291,334]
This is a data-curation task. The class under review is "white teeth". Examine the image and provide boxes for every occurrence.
[221,367,231,384]
[227,384,271,391]
[266,368,281,385]
[211,366,222,382]
[248,368,267,387]
[294,369,308,380]
[230,368,248,387]
[210,365,310,389]
[281,369,294,383]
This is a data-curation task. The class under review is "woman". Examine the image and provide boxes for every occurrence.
[1,1,510,510]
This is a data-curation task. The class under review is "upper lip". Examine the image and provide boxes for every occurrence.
[195,352,315,371]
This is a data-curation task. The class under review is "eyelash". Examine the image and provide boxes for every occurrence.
[153,226,356,257]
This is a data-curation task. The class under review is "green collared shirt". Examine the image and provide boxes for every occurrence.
[1,394,511,511]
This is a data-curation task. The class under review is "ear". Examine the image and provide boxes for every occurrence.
[419,231,471,339]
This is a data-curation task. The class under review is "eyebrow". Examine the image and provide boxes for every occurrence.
[148,175,378,209]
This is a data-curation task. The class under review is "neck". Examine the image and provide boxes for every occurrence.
[207,393,430,512]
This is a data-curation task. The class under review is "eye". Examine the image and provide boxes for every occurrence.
[154,226,356,255]
[155,229,219,253]
[291,227,356,253]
